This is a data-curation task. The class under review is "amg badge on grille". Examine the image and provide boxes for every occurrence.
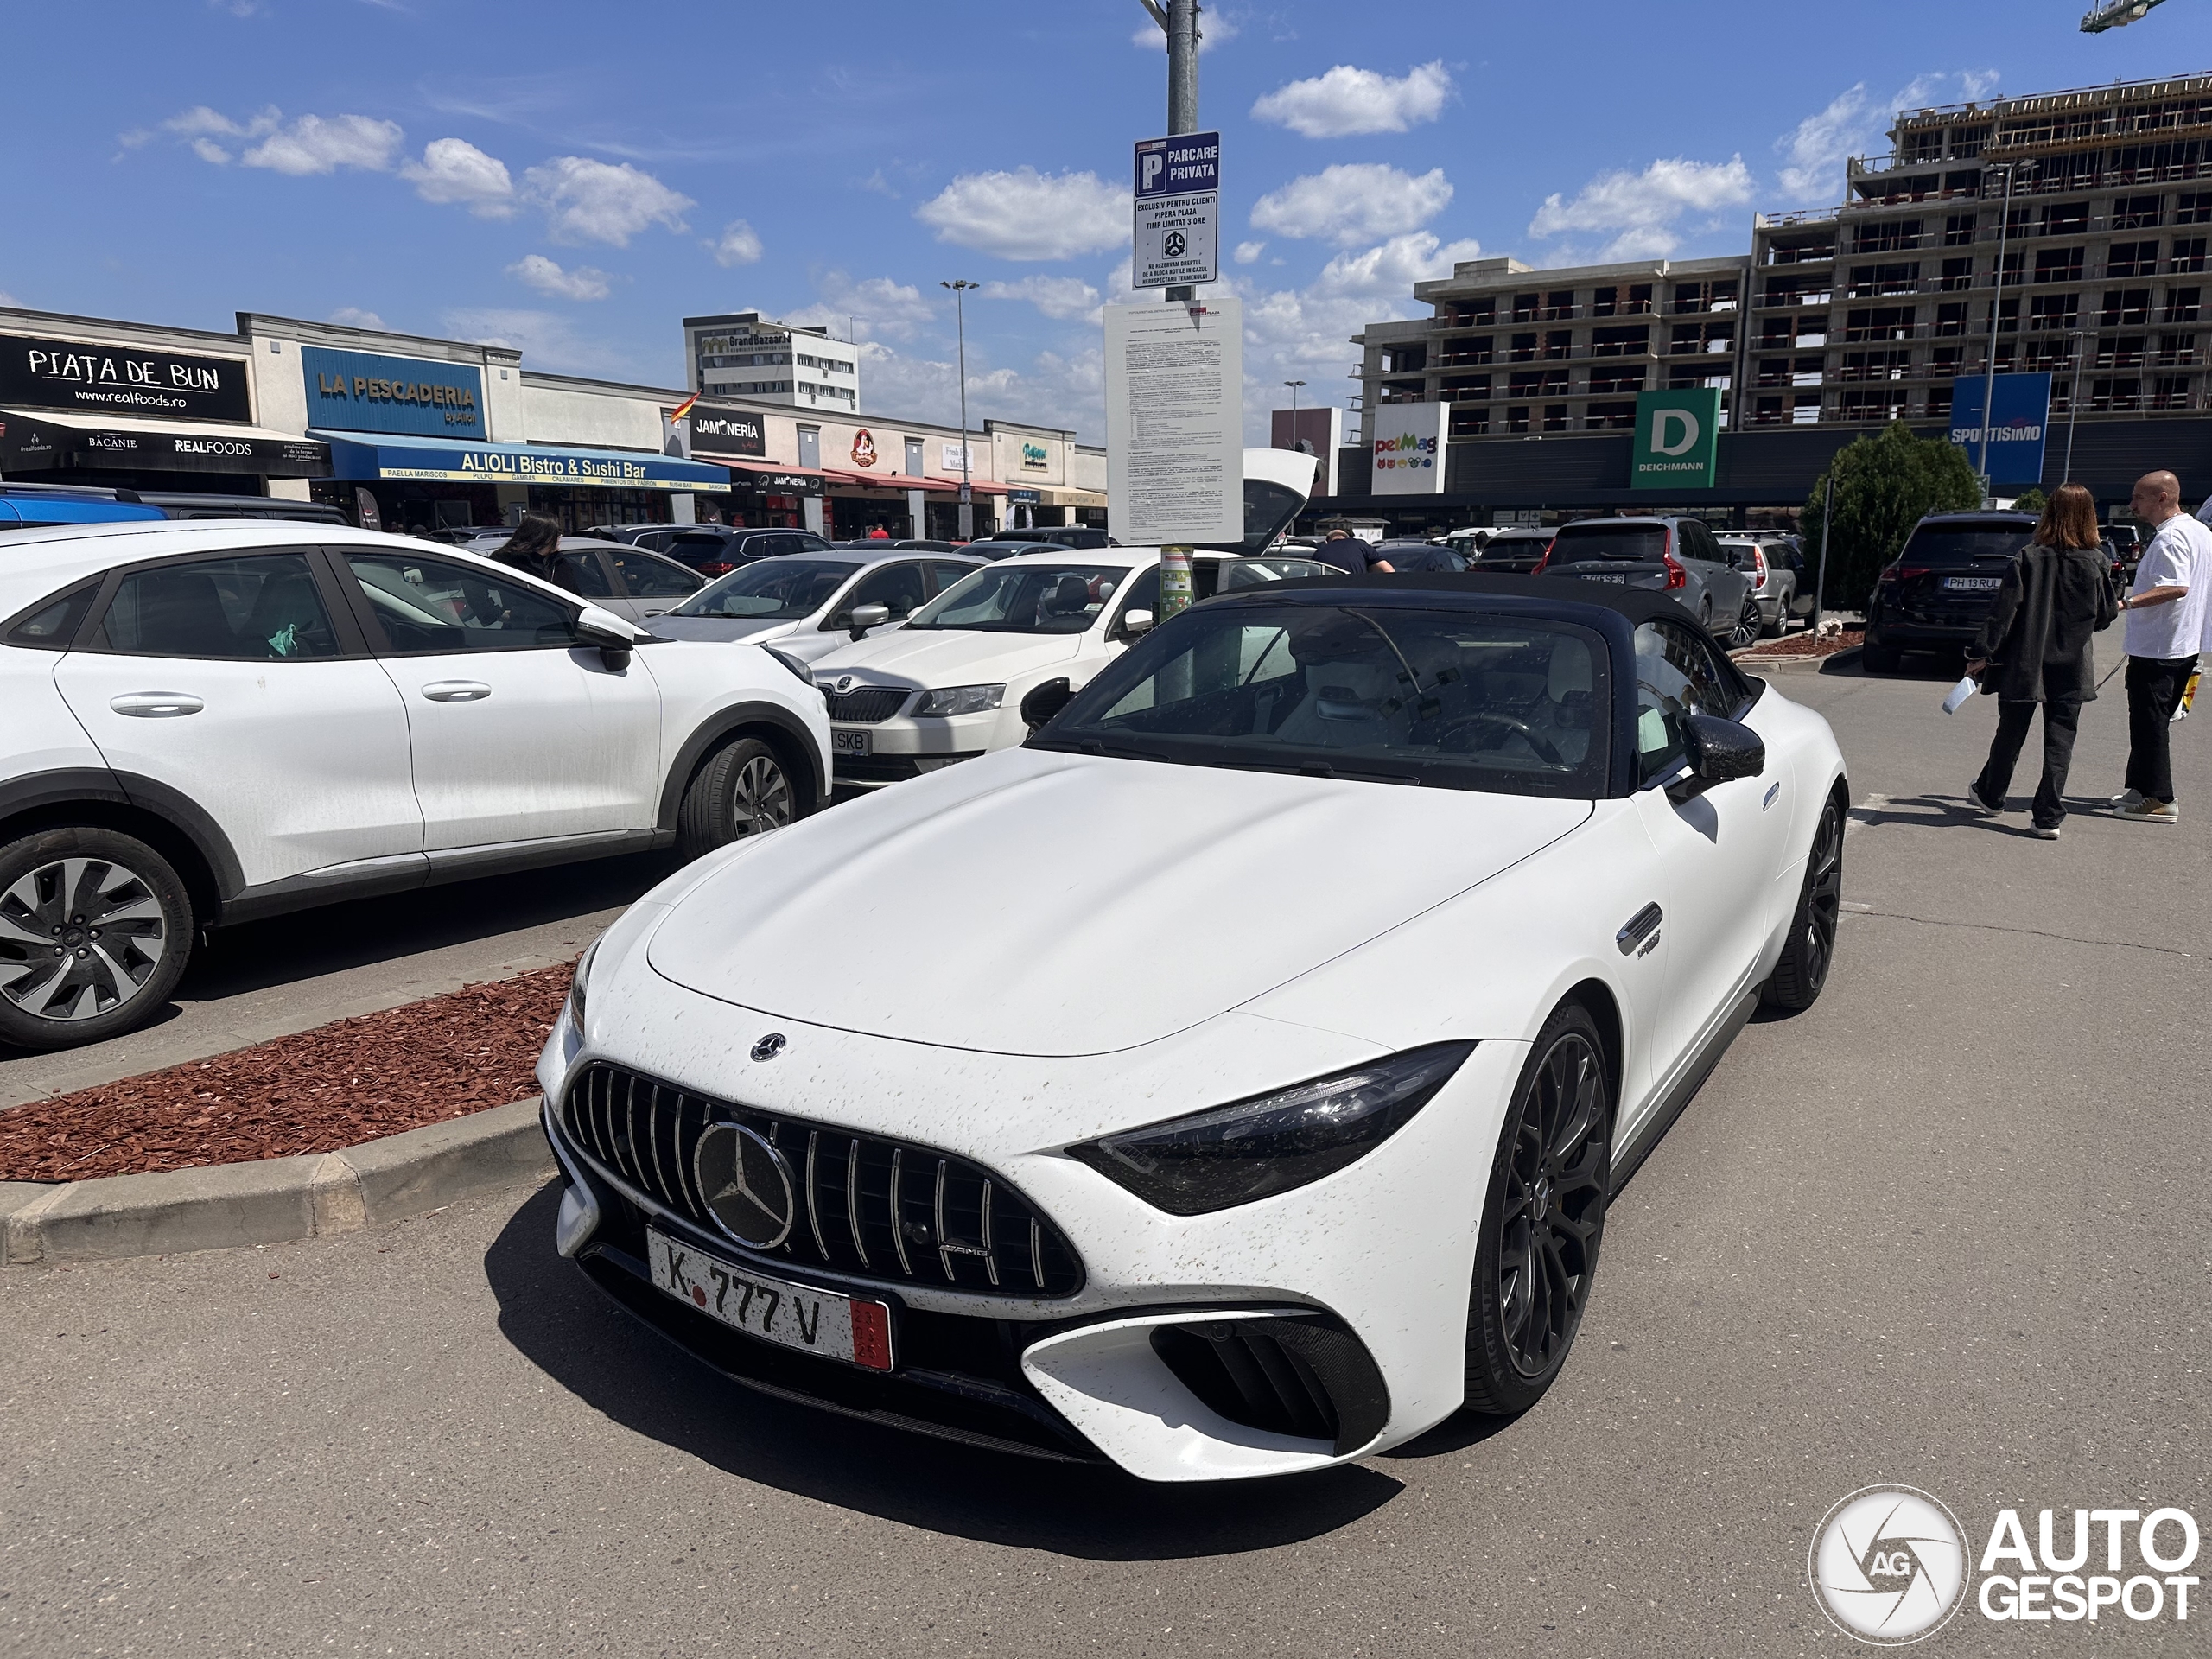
[693,1122,798,1249]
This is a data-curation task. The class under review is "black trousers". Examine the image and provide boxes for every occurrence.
[2124,653,2199,804]
[1976,699,2084,828]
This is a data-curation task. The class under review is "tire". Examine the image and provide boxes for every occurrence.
[0,827,193,1052]
[1464,1001,1611,1416]
[1726,594,1763,650]
[1758,591,1787,639]
[1859,633,1902,674]
[677,736,802,861]
[1761,792,1844,1014]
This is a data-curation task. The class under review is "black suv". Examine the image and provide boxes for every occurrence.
[1860,512,2036,673]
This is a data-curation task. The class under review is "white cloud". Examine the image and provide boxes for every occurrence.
[1249,163,1452,246]
[914,168,1128,261]
[1234,239,1267,264]
[1131,10,1237,49]
[0,289,24,309]
[1250,60,1451,138]
[708,219,764,267]
[242,113,404,175]
[507,254,611,301]
[156,104,276,164]
[782,272,938,343]
[522,156,693,247]
[327,306,387,328]
[439,308,640,378]
[1773,71,2001,203]
[980,275,1103,323]
[400,138,514,216]
[1527,156,1752,260]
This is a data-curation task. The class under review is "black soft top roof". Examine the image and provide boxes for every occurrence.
[1249,569,1709,631]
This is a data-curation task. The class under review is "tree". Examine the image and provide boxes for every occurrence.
[2012,486,2049,516]
[1800,422,1983,609]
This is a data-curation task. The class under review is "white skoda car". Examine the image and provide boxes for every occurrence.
[539,572,1849,1482]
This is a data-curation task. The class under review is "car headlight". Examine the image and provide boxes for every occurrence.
[763,646,815,689]
[565,938,601,1041]
[913,683,1006,717]
[1067,1042,1474,1215]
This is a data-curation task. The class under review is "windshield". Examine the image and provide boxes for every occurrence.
[675,558,861,619]
[905,563,1130,632]
[1895,526,2031,567]
[1552,523,1669,562]
[1038,602,1608,798]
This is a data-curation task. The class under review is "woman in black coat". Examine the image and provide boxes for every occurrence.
[1963,483,2120,838]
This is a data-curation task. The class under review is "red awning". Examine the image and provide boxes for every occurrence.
[820,469,956,492]
[925,475,1010,495]
[722,459,829,479]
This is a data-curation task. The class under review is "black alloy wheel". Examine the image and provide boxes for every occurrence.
[1762,792,1845,1012]
[677,735,802,859]
[0,827,193,1052]
[1464,1002,1611,1415]
[1727,594,1763,650]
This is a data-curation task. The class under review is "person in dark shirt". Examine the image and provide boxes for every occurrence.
[488,513,579,592]
[1314,529,1395,575]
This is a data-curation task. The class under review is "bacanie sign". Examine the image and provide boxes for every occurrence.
[1632,388,1721,490]
[1370,402,1445,495]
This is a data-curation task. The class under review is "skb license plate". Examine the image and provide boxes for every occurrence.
[832,729,873,756]
[647,1227,893,1370]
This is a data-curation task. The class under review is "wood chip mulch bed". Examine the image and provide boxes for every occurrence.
[0,961,574,1185]
[1738,625,1865,661]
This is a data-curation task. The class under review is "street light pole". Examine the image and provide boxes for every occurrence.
[1977,162,2020,499]
[1143,0,1204,617]
[941,278,976,541]
[2063,323,2086,482]
[1286,378,1305,414]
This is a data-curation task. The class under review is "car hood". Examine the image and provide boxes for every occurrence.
[645,747,1592,1056]
[648,616,797,643]
[806,626,1084,688]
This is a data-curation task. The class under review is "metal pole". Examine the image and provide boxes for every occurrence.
[2063,324,2085,481]
[1977,163,2014,496]
[1813,470,1834,634]
[1157,0,1200,616]
[941,279,976,540]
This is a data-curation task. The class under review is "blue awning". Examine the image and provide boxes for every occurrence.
[313,430,730,492]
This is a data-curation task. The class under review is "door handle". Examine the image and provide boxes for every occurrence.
[420,680,493,702]
[1616,903,1663,957]
[110,692,204,718]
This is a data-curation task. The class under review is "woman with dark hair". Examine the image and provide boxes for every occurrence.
[1962,482,2120,838]
[489,513,578,592]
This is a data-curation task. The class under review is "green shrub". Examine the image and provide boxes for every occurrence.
[1801,422,1984,608]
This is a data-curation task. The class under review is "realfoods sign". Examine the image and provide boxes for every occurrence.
[1632,388,1720,489]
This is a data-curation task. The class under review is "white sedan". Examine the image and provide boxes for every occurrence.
[538,572,1848,1481]
[649,550,984,665]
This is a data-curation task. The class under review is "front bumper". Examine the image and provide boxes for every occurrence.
[830,709,1010,789]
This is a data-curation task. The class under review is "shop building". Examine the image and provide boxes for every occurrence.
[0,306,330,496]
[682,312,859,414]
[988,421,1109,530]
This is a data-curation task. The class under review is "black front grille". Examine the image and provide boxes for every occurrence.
[557,1062,1083,1298]
[823,686,909,722]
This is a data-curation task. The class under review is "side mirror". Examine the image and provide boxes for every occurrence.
[1676,713,1764,794]
[1116,608,1155,639]
[1020,677,1076,732]
[575,606,639,671]
[848,601,892,639]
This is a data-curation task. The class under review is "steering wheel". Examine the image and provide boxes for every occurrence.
[1427,710,1567,766]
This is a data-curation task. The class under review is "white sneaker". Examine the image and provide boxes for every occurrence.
[1964,780,2002,816]
[2029,823,2062,840]
[2113,797,2179,825]
[2110,787,2144,810]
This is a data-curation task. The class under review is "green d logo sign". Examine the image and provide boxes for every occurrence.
[1632,388,1720,490]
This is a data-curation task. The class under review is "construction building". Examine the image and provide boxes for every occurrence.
[1321,71,2212,532]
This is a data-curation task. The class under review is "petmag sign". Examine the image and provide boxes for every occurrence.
[1632,388,1720,489]
[1370,402,1444,495]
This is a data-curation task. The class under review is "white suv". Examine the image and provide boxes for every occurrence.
[0,520,832,1050]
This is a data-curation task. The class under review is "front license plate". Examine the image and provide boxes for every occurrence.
[832,728,872,756]
[1582,571,1630,584]
[646,1227,893,1370]
[1943,575,2002,591]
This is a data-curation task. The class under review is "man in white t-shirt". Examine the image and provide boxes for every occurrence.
[2113,470,2212,823]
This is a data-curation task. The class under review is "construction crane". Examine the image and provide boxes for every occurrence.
[2082,0,2168,32]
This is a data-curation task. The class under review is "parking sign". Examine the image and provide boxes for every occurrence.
[1133,131,1220,289]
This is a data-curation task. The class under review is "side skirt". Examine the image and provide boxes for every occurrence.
[1609,984,1758,1195]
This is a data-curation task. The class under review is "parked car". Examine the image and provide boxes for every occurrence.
[1471,528,1552,575]
[1373,540,1467,573]
[995,527,1119,550]
[0,483,167,531]
[831,538,962,553]
[1717,537,1798,638]
[0,519,831,1050]
[1536,517,1759,646]
[1859,512,2037,673]
[652,550,985,664]
[550,538,709,624]
[598,524,838,578]
[808,550,1333,788]
[537,569,1849,1479]
[136,493,351,527]
[953,539,1075,562]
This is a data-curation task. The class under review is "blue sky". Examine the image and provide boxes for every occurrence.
[0,1,2195,442]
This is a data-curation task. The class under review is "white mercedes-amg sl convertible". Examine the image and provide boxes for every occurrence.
[537,572,1847,1482]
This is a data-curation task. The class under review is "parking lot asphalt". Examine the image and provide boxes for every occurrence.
[0,853,674,1109]
[3,653,2208,1658]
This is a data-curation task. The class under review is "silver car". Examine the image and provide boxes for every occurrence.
[1539,516,1760,647]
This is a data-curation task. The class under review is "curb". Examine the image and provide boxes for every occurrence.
[0,1096,552,1267]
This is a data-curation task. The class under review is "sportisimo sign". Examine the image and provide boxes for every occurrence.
[1811,1485,2202,1643]
[1948,372,2052,486]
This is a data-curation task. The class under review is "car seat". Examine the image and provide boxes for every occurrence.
[128,569,235,657]
[1274,658,1405,748]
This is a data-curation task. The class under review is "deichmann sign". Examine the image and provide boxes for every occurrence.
[302,346,486,437]
[1370,401,1445,495]
[1632,388,1721,489]
[0,413,328,477]
[1809,1484,2202,1644]
[0,332,253,423]
[1948,372,2052,486]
